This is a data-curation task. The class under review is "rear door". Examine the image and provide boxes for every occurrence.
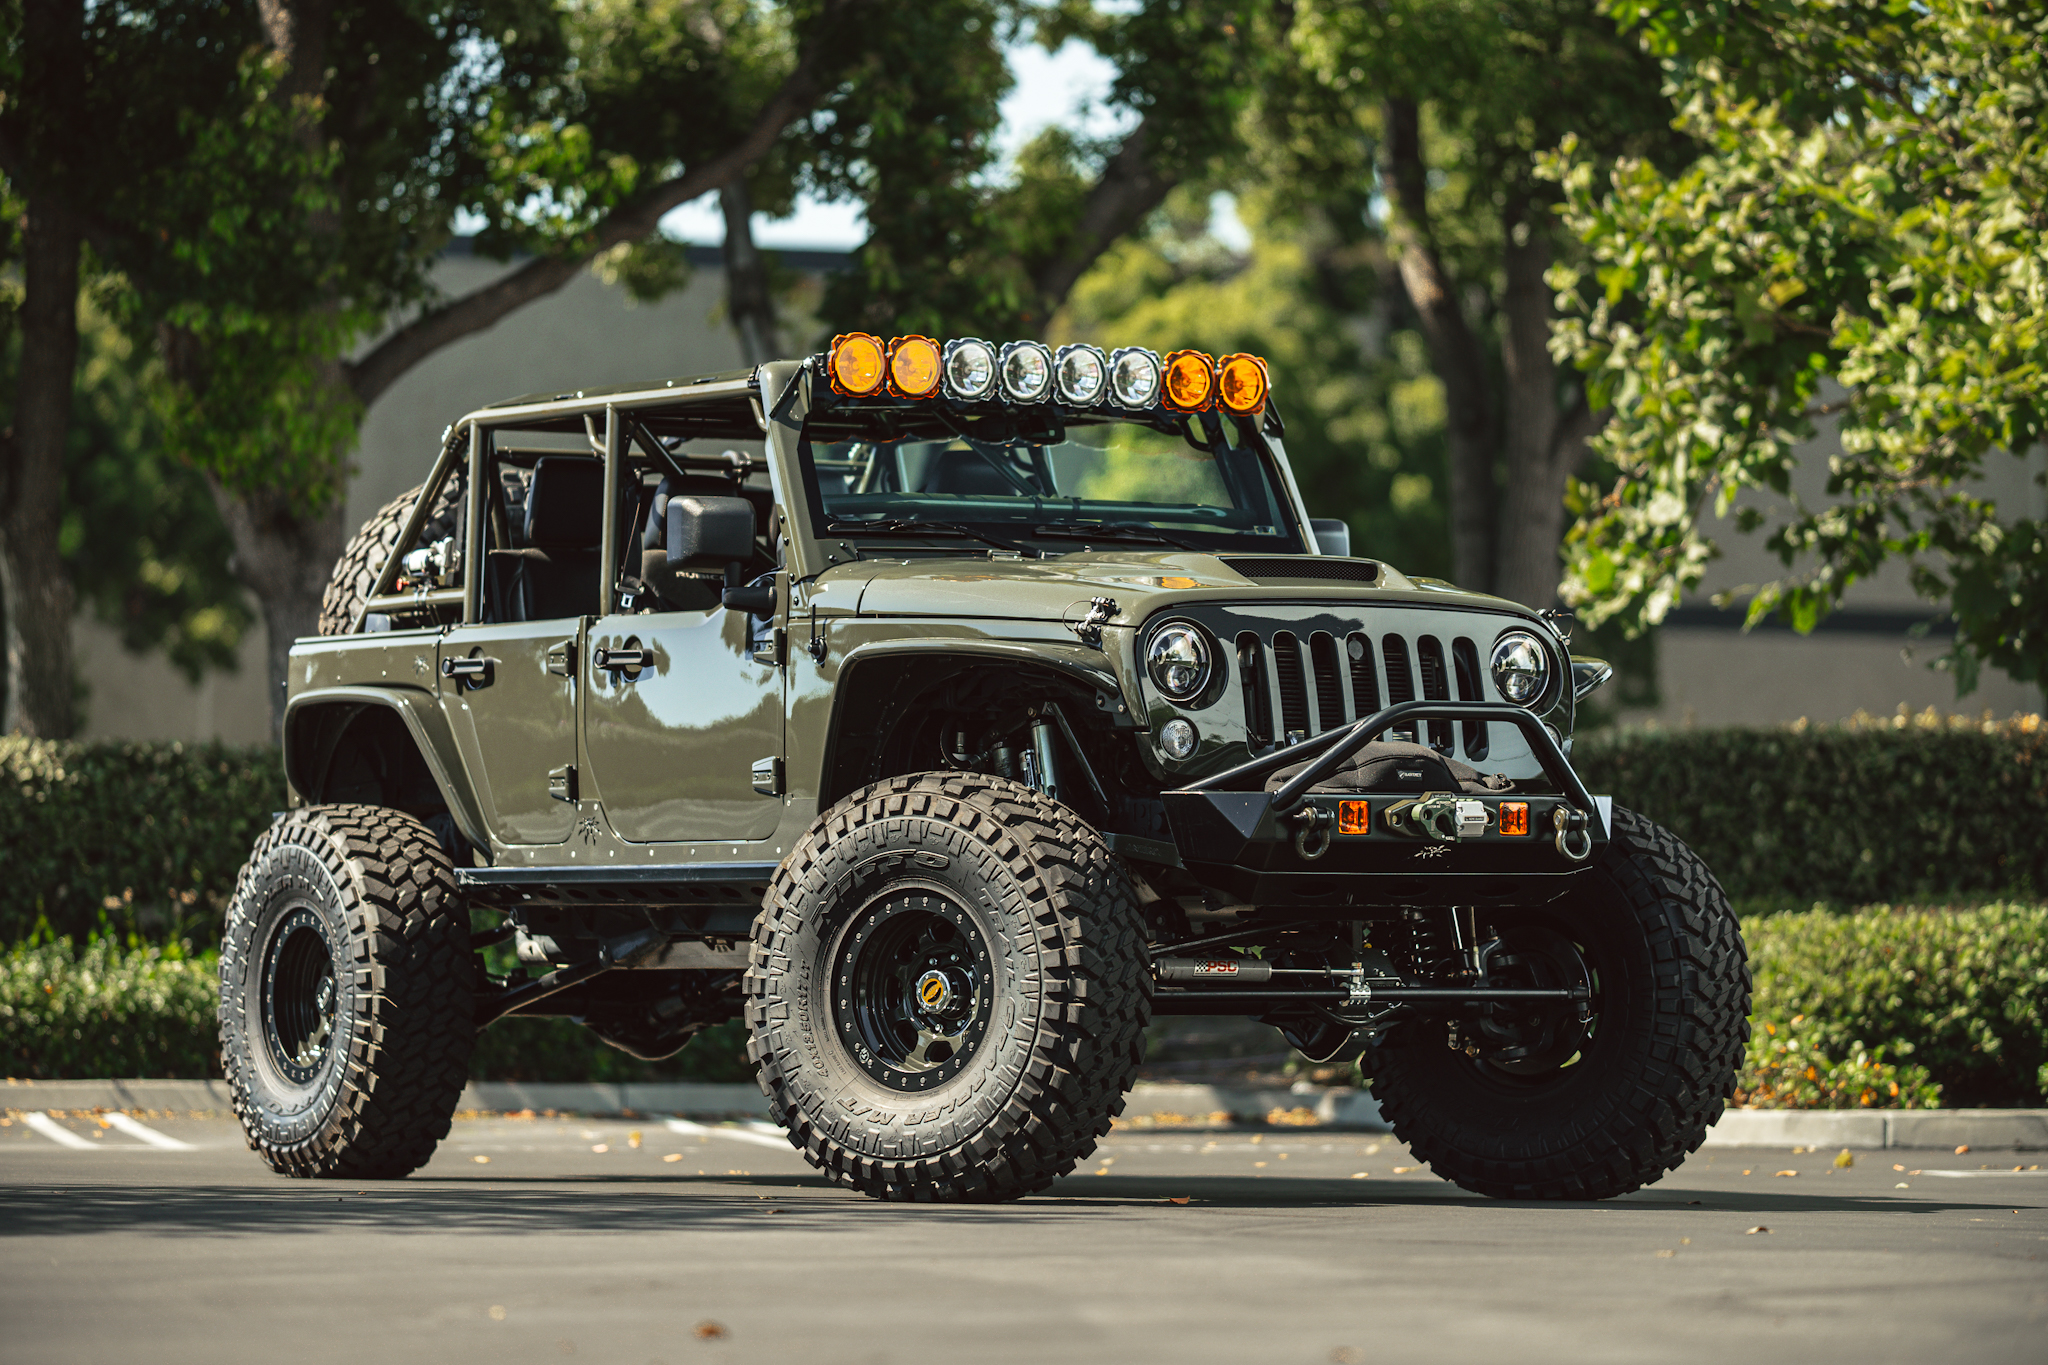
[438,618,581,846]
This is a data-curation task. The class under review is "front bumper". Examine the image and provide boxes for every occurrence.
[1158,700,1609,908]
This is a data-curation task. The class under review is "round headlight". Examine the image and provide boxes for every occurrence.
[999,340,1053,403]
[1147,623,1211,702]
[1110,347,1162,407]
[1159,717,1199,761]
[1491,631,1552,707]
[942,338,996,400]
[1054,344,1108,404]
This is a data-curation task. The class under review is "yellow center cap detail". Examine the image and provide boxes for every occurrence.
[916,970,952,1011]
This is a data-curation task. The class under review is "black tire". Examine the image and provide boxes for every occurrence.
[317,472,466,635]
[1371,806,1749,1200]
[219,805,475,1178]
[746,773,1151,1202]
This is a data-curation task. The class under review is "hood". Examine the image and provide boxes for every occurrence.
[839,550,1528,627]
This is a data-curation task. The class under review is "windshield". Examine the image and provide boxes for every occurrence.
[797,411,1305,554]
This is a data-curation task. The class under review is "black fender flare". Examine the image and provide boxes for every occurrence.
[283,685,490,851]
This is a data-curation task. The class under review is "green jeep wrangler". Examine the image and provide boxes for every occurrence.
[220,335,1749,1202]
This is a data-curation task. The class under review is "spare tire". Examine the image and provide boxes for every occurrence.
[317,470,467,635]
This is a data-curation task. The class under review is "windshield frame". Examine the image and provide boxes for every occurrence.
[794,393,1312,557]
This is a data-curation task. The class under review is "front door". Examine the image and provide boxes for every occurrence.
[439,619,580,845]
[583,603,783,842]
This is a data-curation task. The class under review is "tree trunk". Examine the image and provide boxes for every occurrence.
[719,177,782,365]
[2,0,85,737]
[210,469,349,741]
[1492,204,1594,610]
[1381,98,1496,592]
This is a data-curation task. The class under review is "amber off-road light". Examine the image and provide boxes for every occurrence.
[999,340,1054,403]
[941,338,998,400]
[1161,350,1217,412]
[1499,802,1531,837]
[1338,800,1371,836]
[1109,347,1162,408]
[1217,353,1270,415]
[829,332,887,396]
[1054,344,1109,405]
[886,335,942,399]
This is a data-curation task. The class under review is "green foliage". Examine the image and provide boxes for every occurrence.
[1061,189,1454,577]
[1740,903,2048,1108]
[1548,0,2048,692]
[0,740,283,947]
[0,939,219,1080]
[1574,712,2048,905]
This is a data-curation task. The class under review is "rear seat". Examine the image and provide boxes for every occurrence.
[487,455,603,621]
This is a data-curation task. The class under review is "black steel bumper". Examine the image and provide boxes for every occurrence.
[1158,701,1609,907]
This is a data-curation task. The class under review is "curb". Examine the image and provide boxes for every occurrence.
[8,1078,2042,1149]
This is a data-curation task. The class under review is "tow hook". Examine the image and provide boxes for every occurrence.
[1287,805,1332,860]
[1553,806,1593,862]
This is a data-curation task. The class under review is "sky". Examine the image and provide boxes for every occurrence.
[657,35,1250,253]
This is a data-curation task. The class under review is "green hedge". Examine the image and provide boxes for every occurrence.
[1575,711,2047,903]
[0,937,751,1084]
[0,739,282,946]
[1739,902,2048,1108]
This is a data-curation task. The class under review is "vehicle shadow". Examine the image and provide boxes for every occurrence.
[0,1173,2026,1238]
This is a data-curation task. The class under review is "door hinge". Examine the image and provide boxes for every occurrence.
[546,640,576,677]
[548,764,578,803]
[751,756,783,797]
[752,627,786,667]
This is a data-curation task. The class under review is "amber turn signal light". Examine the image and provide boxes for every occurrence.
[829,332,887,396]
[1217,353,1269,415]
[1498,801,1530,837]
[1338,800,1371,836]
[886,335,942,399]
[1161,350,1216,412]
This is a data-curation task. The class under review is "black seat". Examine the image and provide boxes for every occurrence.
[636,474,732,611]
[489,455,604,621]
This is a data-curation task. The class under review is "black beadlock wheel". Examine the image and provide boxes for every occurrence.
[1370,806,1750,1201]
[219,805,474,1178]
[746,773,1151,1202]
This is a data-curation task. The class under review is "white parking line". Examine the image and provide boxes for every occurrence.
[1914,1168,2048,1178]
[103,1112,197,1151]
[665,1118,793,1151]
[22,1113,97,1150]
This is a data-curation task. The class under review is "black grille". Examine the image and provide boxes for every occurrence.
[1232,627,1497,763]
[1222,557,1380,584]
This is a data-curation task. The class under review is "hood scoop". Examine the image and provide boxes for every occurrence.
[1221,556,1380,585]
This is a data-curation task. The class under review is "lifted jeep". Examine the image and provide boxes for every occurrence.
[221,336,1749,1201]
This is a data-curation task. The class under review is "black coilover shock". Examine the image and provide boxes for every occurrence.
[1398,906,1483,981]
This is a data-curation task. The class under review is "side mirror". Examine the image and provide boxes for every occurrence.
[1309,518,1352,557]
[666,496,756,570]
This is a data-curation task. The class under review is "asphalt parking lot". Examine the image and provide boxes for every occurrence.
[2,1110,2042,1365]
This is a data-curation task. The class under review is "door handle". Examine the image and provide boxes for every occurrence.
[593,647,653,671]
[441,656,497,688]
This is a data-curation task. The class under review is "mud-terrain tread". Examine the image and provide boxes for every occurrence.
[317,471,466,636]
[1374,806,1750,1200]
[746,773,1151,1202]
[219,805,474,1178]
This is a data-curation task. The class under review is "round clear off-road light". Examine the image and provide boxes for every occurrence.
[941,338,998,400]
[1159,717,1199,761]
[1109,348,1162,408]
[1054,344,1109,405]
[998,340,1054,403]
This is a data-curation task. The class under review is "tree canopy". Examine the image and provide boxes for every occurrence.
[1548,0,2047,693]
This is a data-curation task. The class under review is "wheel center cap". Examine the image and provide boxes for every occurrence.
[913,969,957,1015]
